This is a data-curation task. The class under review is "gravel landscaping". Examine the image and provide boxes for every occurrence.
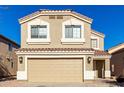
[0,78,122,87]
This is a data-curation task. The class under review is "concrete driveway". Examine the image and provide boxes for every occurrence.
[0,78,121,87]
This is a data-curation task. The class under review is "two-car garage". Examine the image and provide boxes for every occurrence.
[27,58,84,83]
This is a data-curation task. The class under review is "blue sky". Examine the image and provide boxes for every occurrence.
[0,5,124,50]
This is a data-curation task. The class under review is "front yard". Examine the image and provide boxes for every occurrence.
[0,78,122,87]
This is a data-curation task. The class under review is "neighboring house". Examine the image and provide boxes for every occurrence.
[0,35,20,78]
[16,9,111,83]
[108,43,124,77]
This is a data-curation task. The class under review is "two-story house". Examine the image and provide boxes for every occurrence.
[0,34,20,78]
[16,9,111,83]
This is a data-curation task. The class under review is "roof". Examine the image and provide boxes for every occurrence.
[91,29,105,38]
[0,34,20,47]
[94,50,110,56]
[108,43,124,54]
[15,48,94,52]
[15,48,110,56]
[19,9,93,24]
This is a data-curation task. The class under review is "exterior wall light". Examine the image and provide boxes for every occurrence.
[19,57,23,64]
[87,57,92,64]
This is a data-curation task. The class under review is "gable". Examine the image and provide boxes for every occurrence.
[19,10,92,24]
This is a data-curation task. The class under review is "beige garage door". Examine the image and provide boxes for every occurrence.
[28,58,83,82]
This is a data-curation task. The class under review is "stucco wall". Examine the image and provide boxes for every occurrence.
[21,15,91,48]
[110,50,124,77]
[17,56,25,71]
[91,32,104,50]
[0,38,18,76]
[85,55,93,71]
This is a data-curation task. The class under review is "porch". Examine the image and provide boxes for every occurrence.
[93,52,111,79]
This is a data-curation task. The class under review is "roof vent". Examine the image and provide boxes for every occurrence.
[49,16,55,19]
[57,16,63,19]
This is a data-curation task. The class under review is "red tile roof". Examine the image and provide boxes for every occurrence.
[94,50,110,56]
[15,48,94,52]
[15,48,110,56]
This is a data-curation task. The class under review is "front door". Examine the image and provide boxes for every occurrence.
[96,61,105,78]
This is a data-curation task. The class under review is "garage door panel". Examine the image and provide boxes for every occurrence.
[28,58,83,82]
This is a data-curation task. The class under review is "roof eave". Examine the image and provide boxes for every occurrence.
[91,30,105,38]
[108,43,124,54]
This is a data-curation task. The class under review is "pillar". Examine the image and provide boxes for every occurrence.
[105,58,111,78]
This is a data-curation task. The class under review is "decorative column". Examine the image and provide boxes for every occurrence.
[105,58,111,78]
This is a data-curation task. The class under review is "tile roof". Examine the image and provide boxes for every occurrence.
[108,43,124,54]
[19,9,92,24]
[94,50,110,56]
[71,11,92,23]
[15,48,110,56]
[15,48,94,52]
[0,34,20,47]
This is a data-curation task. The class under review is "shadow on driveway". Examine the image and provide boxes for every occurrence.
[103,80,118,87]
[101,79,124,87]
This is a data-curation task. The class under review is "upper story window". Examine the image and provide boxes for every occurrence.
[61,18,85,44]
[91,39,98,48]
[27,19,50,44]
[31,25,47,39]
[65,25,81,39]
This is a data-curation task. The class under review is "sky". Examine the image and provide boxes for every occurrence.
[0,5,124,50]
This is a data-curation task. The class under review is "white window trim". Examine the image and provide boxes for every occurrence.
[27,19,50,44]
[61,18,85,45]
[91,36,99,50]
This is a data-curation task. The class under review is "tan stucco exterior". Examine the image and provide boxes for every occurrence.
[21,15,92,48]
[85,55,94,70]
[108,43,124,77]
[91,32,104,50]
[110,49,124,77]
[105,58,110,70]
[0,36,19,77]
[17,56,25,71]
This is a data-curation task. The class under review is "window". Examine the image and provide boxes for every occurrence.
[8,43,12,51]
[91,39,97,48]
[65,25,81,39]
[31,25,47,39]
